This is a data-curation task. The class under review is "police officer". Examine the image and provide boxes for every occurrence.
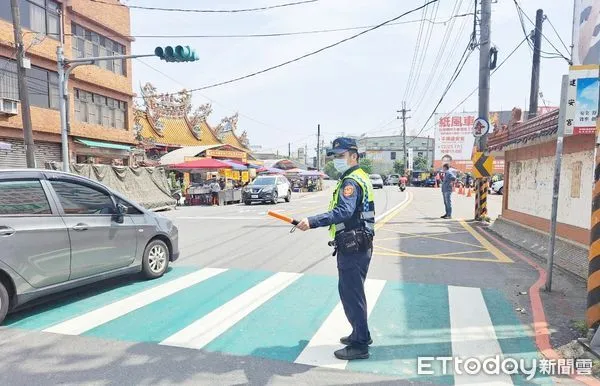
[296,137,375,360]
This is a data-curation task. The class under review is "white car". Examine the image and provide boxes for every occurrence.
[370,174,384,189]
[387,174,400,186]
[491,180,504,195]
[242,175,291,204]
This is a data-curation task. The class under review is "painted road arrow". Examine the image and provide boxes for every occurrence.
[472,152,494,178]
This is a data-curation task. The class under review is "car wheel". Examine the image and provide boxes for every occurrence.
[0,280,9,325]
[498,187,503,195]
[142,239,170,279]
[245,200,251,205]
[272,191,278,204]
[285,190,291,202]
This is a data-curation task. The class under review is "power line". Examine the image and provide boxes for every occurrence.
[89,0,319,13]
[403,1,429,103]
[138,0,440,98]
[545,15,571,57]
[408,36,529,143]
[512,0,570,62]
[69,14,473,39]
[134,58,298,136]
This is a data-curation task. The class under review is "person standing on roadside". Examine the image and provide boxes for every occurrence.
[441,163,456,219]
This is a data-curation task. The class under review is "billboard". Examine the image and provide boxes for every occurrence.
[565,65,599,135]
[434,112,477,163]
[573,0,600,66]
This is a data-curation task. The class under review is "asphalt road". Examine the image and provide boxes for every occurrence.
[0,185,570,385]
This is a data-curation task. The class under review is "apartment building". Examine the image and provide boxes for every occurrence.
[0,0,135,168]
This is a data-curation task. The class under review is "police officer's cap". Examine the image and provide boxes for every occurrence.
[327,137,358,156]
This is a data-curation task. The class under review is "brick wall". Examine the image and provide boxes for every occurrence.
[0,0,135,148]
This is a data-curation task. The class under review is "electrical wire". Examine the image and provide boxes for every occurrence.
[512,0,571,62]
[406,0,441,102]
[407,36,529,144]
[88,0,320,13]
[66,14,472,40]
[403,1,430,103]
[545,15,571,58]
[137,0,440,98]
[134,58,302,136]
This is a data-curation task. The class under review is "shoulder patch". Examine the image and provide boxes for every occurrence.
[343,184,355,197]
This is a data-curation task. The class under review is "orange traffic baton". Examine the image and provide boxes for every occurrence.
[267,210,299,226]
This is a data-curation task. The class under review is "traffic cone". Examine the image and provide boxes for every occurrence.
[467,187,472,197]
[459,185,464,195]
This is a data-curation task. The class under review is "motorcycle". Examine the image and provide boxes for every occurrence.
[399,182,406,192]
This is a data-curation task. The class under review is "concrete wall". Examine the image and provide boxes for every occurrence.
[502,134,594,246]
[507,150,593,230]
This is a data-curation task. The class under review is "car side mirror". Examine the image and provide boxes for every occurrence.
[113,203,127,223]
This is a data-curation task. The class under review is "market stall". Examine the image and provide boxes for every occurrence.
[169,158,243,206]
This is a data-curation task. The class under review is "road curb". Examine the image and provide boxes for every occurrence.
[475,225,600,386]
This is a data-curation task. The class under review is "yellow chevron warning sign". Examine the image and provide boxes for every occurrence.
[472,152,494,178]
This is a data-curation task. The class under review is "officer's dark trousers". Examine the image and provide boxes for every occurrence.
[337,247,372,349]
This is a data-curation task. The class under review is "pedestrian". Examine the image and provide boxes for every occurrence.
[209,177,221,206]
[296,137,375,360]
[441,163,456,219]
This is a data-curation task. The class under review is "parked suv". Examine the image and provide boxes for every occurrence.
[0,169,180,325]
[243,175,291,204]
[386,174,400,186]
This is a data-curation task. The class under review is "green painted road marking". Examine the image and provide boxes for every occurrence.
[84,269,273,342]
[204,273,340,362]
[482,289,553,385]
[348,281,454,384]
[4,267,197,330]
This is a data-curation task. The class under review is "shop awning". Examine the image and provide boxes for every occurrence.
[75,138,132,151]
[0,141,11,150]
[170,158,233,170]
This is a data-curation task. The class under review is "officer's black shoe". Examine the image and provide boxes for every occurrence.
[334,346,369,360]
[340,336,372,346]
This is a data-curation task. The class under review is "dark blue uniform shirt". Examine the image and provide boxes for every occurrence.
[308,166,364,230]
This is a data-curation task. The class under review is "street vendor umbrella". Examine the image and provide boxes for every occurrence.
[170,158,232,170]
[0,141,11,150]
[221,159,248,171]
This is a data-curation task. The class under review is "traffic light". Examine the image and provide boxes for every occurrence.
[154,45,199,62]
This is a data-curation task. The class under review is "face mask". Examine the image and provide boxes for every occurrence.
[334,158,350,173]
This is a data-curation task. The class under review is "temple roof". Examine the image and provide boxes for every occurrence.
[134,82,251,151]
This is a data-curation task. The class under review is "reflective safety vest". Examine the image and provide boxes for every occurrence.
[328,167,375,239]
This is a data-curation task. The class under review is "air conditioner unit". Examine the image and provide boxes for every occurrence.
[0,98,19,116]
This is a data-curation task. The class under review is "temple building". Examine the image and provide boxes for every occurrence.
[133,83,253,165]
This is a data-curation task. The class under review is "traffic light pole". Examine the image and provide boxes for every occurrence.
[57,53,155,173]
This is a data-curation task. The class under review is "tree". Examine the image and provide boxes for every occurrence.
[393,160,405,176]
[359,158,373,174]
[324,160,340,179]
[413,155,429,171]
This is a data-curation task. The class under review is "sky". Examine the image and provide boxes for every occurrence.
[126,0,575,157]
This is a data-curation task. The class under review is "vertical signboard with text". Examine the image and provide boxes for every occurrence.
[565,66,599,135]
[434,112,477,165]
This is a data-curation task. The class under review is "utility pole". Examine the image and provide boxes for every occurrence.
[475,0,492,220]
[10,0,36,168]
[316,124,321,171]
[288,142,291,158]
[397,101,411,173]
[304,144,307,165]
[528,9,544,120]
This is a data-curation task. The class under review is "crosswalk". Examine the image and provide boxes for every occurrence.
[4,266,551,384]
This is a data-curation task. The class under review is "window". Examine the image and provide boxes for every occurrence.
[50,180,115,215]
[390,151,396,160]
[0,57,59,110]
[0,180,52,215]
[0,1,60,39]
[117,198,142,215]
[71,22,126,75]
[74,88,127,129]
